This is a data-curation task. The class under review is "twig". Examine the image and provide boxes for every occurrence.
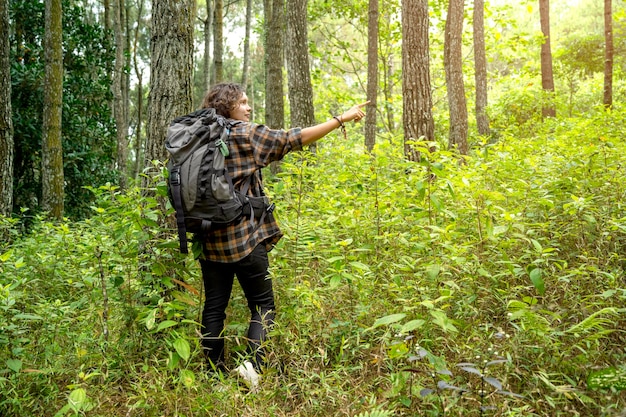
[96,247,109,347]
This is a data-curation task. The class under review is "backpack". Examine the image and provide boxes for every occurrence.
[166,108,263,254]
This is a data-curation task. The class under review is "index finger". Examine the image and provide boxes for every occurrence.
[357,101,371,108]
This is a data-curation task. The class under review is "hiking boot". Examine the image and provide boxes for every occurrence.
[234,360,260,392]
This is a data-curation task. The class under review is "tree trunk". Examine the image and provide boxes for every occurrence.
[204,0,214,91]
[603,0,613,109]
[473,0,490,137]
[286,0,316,139]
[264,0,285,129]
[214,0,224,83]
[241,0,253,89]
[365,0,379,153]
[124,2,131,159]
[264,0,286,174]
[132,0,145,179]
[103,0,111,32]
[444,0,468,155]
[401,0,434,161]
[384,54,394,134]
[42,0,64,219]
[539,0,556,118]
[145,0,194,187]
[0,0,13,216]
[113,0,129,189]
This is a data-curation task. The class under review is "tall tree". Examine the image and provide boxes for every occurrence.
[145,0,194,182]
[42,0,64,219]
[214,0,224,83]
[401,0,434,161]
[286,0,315,137]
[539,0,556,118]
[0,0,13,216]
[603,0,613,109]
[113,0,129,188]
[132,0,146,178]
[473,0,490,136]
[204,0,214,91]
[444,0,468,155]
[264,0,285,130]
[381,9,396,134]
[265,0,286,174]
[241,0,253,89]
[365,0,379,152]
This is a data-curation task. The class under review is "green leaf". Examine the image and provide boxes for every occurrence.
[349,261,370,272]
[388,341,409,359]
[68,388,87,411]
[329,274,342,288]
[173,338,191,361]
[400,319,425,334]
[179,369,195,387]
[156,320,178,332]
[587,366,626,390]
[529,268,545,295]
[6,358,22,373]
[145,309,157,330]
[430,310,458,333]
[0,249,12,262]
[13,313,43,320]
[371,313,406,329]
[530,239,543,253]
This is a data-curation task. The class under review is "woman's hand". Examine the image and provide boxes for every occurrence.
[341,101,370,123]
[300,100,371,146]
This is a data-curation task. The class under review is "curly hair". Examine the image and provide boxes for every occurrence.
[201,83,244,118]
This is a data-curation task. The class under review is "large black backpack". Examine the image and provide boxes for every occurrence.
[166,108,256,254]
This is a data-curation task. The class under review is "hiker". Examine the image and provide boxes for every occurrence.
[199,82,368,388]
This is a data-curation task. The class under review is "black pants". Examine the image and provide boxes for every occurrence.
[199,244,275,370]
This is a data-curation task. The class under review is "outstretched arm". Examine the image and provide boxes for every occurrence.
[300,101,370,147]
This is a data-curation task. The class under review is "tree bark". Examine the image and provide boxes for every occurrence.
[539,0,556,118]
[473,0,490,137]
[113,0,129,189]
[603,0,613,109]
[145,0,194,186]
[401,0,434,161]
[264,0,285,129]
[103,0,111,32]
[204,0,214,91]
[444,0,468,155]
[132,0,145,179]
[42,0,64,219]
[264,0,286,174]
[365,0,379,153]
[286,0,316,138]
[242,0,253,89]
[0,0,13,216]
[214,0,224,83]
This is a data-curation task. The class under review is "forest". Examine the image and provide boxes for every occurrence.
[1,0,626,415]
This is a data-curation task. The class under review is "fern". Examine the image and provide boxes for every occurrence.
[354,409,394,417]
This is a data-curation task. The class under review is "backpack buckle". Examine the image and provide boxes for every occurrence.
[170,168,181,185]
[215,138,229,157]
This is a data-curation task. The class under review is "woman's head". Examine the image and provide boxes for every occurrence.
[202,82,251,121]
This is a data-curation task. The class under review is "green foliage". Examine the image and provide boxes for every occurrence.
[3,52,626,417]
[10,0,117,220]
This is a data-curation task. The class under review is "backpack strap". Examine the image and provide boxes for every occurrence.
[169,165,190,254]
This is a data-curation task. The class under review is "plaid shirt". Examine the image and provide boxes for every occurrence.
[201,121,303,263]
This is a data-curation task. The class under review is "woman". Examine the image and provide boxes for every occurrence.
[199,82,367,389]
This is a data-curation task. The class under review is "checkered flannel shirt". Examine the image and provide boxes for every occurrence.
[201,121,303,263]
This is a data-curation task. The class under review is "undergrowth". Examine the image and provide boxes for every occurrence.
[1,110,626,416]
